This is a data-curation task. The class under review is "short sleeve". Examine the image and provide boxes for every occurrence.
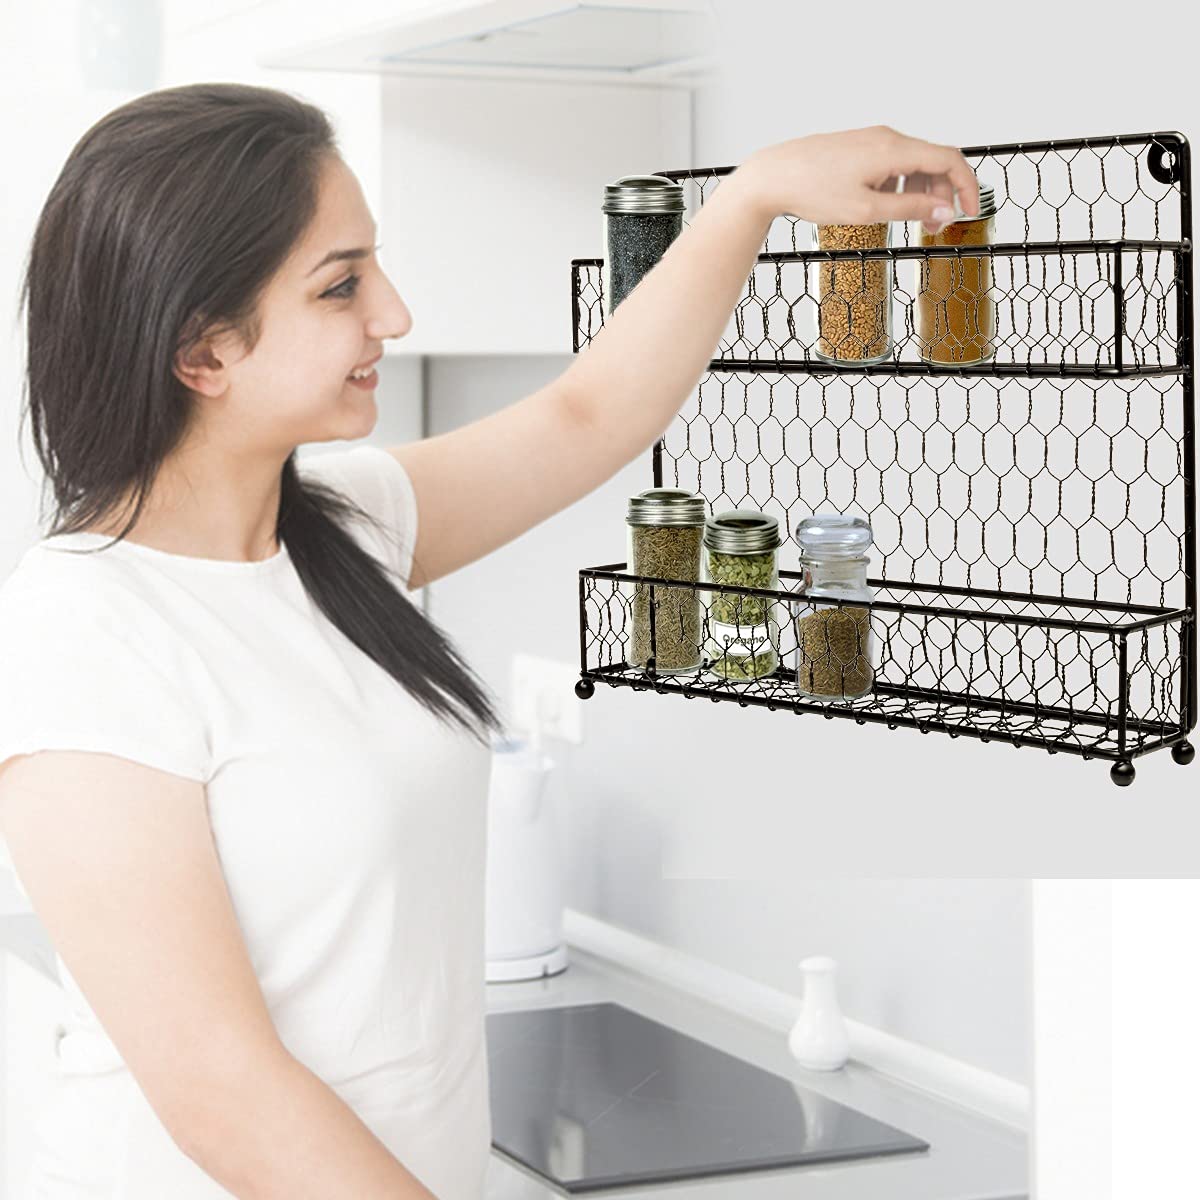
[0,582,212,786]
[296,443,420,591]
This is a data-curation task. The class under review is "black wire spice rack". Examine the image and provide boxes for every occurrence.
[570,132,1196,786]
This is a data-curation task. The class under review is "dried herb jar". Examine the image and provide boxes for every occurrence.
[702,511,783,684]
[917,181,997,364]
[602,175,685,316]
[811,222,893,364]
[702,510,782,627]
[707,619,781,684]
[626,488,706,675]
[793,514,876,702]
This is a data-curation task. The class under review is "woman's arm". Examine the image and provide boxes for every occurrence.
[180,1052,439,1200]
[0,751,439,1200]
[392,125,977,589]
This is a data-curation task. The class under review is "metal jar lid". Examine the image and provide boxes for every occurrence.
[627,488,706,527]
[951,180,996,222]
[703,510,781,554]
[603,174,685,215]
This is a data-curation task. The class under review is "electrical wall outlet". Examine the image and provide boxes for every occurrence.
[510,653,584,746]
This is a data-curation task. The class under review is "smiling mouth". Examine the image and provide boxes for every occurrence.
[347,353,382,380]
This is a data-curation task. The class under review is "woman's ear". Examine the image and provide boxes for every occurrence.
[172,320,240,397]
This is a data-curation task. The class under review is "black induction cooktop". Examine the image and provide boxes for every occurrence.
[485,1002,929,1194]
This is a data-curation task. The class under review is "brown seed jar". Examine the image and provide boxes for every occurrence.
[813,223,892,363]
[796,605,873,698]
[793,513,876,701]
[917,183,997,364]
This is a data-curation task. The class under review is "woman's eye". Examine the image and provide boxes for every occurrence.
[323,274,360,301]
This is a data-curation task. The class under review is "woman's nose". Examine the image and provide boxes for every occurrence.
[370,285,412,341]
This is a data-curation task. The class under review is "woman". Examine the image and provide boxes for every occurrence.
[0,83,975,1199]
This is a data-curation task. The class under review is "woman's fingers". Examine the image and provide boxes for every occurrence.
[885,136,980,216]
[919,173,957,232]
[913,171,956,211]
[867,188,955,225]
[875,168,956,227]
[739,127,978,227]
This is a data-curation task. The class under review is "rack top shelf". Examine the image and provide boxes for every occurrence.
[655,131,1191,250]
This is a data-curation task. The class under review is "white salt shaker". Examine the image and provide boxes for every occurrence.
[787,956,851,1071]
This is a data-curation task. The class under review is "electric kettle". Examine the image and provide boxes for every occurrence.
[484,734,568,982]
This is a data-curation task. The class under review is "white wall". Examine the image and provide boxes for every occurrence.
[1031,880,1200,1199]
[1030,881,1111,1200]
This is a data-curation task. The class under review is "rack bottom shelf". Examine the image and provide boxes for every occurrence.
[575,663,1194,785]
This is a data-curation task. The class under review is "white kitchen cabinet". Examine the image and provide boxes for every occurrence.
[376,76,689,356]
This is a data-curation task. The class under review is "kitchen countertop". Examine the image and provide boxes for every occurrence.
[482,947,1027,1200]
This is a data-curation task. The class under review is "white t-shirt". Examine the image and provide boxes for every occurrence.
[0,444,495,1200]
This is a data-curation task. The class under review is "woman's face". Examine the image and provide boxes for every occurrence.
[212,154,412,451]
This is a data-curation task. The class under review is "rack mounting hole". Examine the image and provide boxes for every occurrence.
[1148,142,1181,185]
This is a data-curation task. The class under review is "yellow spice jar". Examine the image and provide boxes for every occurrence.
[917,182,997,365]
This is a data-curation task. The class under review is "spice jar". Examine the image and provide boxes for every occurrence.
[917,181,997,364]
[702,510,783,683]
[626,488,706,675]
[707,621,781,684]
[602,175,685,316]
[793,514,876,701]
[812,222,893,364]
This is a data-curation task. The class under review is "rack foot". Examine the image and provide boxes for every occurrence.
[575,678,595,700]
[1110,759,1136,787]
[1171,739,1195,766]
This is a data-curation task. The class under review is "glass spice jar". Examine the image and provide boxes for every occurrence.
[917,181,997,364]
[702,510,783,683]
[793,514,876,702]
[602,175,685,316]
[707,621,782,685]
[811,222,893,364]
[626,488,706,675]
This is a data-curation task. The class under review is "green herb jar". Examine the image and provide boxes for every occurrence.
[626,488,706,675]
[701,511,782,684]
[702,510,782,627]
[707,619,781,683]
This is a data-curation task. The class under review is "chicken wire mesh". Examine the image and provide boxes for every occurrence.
[572,132,1196,783]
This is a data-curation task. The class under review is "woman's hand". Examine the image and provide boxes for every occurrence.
[732,125,980,235]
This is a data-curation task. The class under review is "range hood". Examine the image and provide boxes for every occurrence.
[259,0,716,87]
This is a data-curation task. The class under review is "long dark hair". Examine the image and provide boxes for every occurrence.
[16,82,503,746]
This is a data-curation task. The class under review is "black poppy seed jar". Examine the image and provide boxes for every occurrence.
[602,175,685,315]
